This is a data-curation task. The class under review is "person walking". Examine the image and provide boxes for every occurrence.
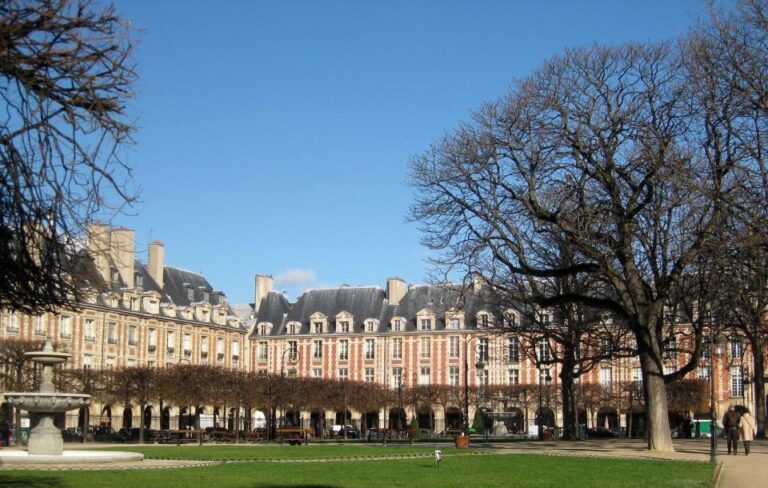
[722,405,741,455]
[739,408,756,456]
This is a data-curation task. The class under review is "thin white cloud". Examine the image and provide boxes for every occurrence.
[274,269,316,288]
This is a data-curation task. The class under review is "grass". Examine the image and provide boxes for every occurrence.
[0,446,714,488]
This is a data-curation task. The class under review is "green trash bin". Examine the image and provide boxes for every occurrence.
[20,428,30,446]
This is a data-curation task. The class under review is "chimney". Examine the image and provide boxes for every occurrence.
[386,277,407,305]
[254,274,273,313]
[148,240,165,289]
[472,272,485,291]
[110,227,135,288]
[88,222,111,284]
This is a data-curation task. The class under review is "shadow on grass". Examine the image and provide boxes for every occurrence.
[0,474,65,487]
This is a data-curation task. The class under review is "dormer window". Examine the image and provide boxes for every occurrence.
[135,274,143,288]
[420,318,432,331]
[313,322,323,334]
[287,322,300,335]
[365,320,378,333]
[391,318,403,332]
[184,284,194,301]
[111,269,120,283]
[478,313,489,328]
[202,290,209,303]
[338,321,349,333]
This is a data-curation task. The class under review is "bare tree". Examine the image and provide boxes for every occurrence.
[0,0,137,314]
[410,40,744,450]
[0,338,45,444]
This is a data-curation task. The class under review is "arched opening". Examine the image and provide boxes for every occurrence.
[122,407,133,429]
[416,407,434,434]
[597,407,618,430]
[284,410,301,428]
[536,407,555,429]
[335,409,351,426]
[161,406,171,430]
[228,407,237,431]
[504,407,525,434]
[362,411,378,433]
[144,405,153,429]
[100,405,113,427]
[445,407,464,431]
[78,406,90,430]
[389,408,406,430]
[310,411,325,438]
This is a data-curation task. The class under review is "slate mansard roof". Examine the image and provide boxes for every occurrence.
[249,281,511,339]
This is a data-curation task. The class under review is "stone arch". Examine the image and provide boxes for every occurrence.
[445,406,464,430]
[362,411,378,433]
[536,406,555,428]
[310,411,326,437]
[144,405,153,429]
[100,405,113,427]
[389,407,406,430]
[597,407,619,430]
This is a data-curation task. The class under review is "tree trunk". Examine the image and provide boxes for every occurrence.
[752,343,766,439]
[559,353,578,440]
[640,352,674,451]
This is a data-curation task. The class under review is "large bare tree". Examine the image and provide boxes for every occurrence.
[0,0,137,314]
[410,40,742,450]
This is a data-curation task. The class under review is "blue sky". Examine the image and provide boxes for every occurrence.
[111,0,711,304]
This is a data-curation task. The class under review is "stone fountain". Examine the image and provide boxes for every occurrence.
[0,338,142,464]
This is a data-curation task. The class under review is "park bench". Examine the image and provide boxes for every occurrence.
[276,428,312,445]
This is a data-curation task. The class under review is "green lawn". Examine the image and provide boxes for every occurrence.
[0,446,714,488]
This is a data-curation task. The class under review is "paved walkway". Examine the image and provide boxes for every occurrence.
[483,438,765,487]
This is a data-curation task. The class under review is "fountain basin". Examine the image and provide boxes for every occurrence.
[4,392,90,413]
[0,449,144,465]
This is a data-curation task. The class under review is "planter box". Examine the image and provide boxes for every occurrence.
[454,435,470,449]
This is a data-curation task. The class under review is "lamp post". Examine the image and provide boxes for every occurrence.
[276,347,299,436]
[538,367,552,440]
[709,331,728,464]
[464,337,488,433]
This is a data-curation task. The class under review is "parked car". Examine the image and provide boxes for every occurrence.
[62,427,83,442]
[92,426,125,443]
[118,427,157,442]
[586,427,618,438]
[330,424,360,439]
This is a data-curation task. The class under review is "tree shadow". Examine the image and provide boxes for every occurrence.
[0,474,65,487]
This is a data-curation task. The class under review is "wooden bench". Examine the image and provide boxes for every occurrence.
[275,428,312,445]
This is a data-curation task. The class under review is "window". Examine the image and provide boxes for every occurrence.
[365,320,376,332]
[83,355,92,367]
[106,357,114,369]
[287,323,297,334]
[6,312,18,332]
[601,337,613,357]
[479,314,489,328]
[392,319,402,332]
[313,340,323,359]
[339,340,349,360]
[84,319,96,342]
[420,337,431,359]
[448,317,460,330]
[338,368,349,380]
[232,341,240,362]
[127,359,136,367]
[477,338,489,364]
[34,315,46,336]
[258,324,268,335]
[536,337,550,362]
[107,322,118,344]
[201,336,209,359]
[540,312,551,326]
[449,336,460,359]
[213,337,224,361]
[148,329,157,353]
[187,287,194,300]
[392,367,404,388]
[663,337,677,360]
[392,338,403,359]
[420,318,432,331]
[60,315,71,338]
[338,321,350,333]
[258,342,268,360]
[508,369,520,385]
[731,337,744,359]
[731,366,744,397]
[365,367,375,383]
[313,368,323,378]
[477,369,489,385]
[507,337,520,363]
[600,367,612,386]
[365,339,375,360]
[128,325,137,346]
[449,366,460,386]
[632,367,642,382]
[697,366,709,379]
[184,334,193,358]
[313,321,323,334]
[419,366,431,385]
[167,331,176,354]
[505,311,518,327]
